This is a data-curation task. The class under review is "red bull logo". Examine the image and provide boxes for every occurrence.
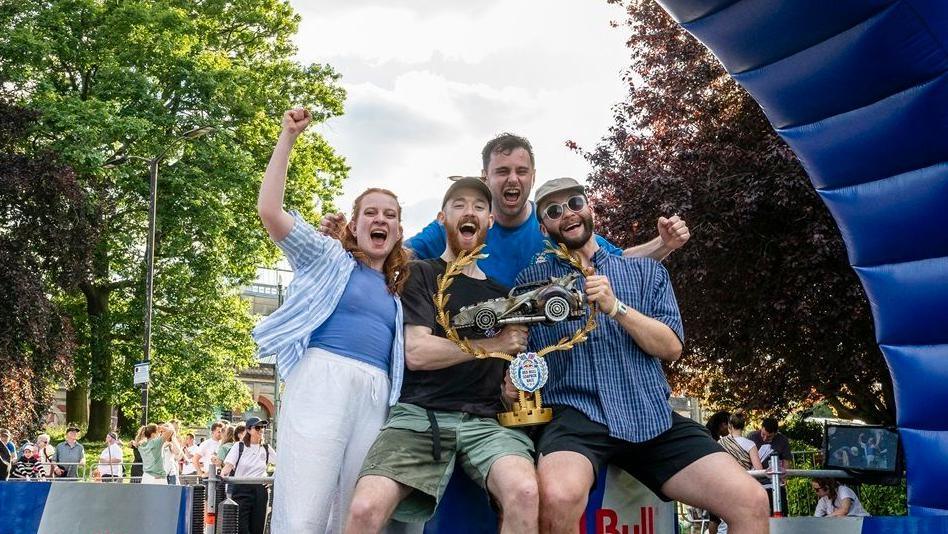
[580,506,656,534]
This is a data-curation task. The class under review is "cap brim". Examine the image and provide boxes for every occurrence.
[536,185,585,210]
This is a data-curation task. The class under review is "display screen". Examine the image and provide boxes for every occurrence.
[824,424,900,472]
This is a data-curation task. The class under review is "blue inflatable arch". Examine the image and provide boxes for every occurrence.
[655,0,948,515]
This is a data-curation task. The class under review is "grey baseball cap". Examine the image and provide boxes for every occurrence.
[534,177,585,209]
[442,176,492,209]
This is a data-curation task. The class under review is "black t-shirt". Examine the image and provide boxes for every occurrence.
[748,430,792,463]
[748,430,793,488]
[400,258,509,417]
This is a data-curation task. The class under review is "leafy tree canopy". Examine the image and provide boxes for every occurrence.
[584,0,893,423]
[0,0,348,435]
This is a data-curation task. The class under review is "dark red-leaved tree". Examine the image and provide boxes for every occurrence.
[582,0,892,423]
[0,100,96,439]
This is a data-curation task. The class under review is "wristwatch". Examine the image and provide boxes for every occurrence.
[609,300,628,318]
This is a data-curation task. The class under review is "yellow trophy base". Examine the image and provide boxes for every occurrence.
[497,399,553,427]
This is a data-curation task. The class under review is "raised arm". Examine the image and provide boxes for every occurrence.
[258,108,312,241]
[622,215,690,260]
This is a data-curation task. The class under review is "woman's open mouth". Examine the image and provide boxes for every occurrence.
[369,228,388,246]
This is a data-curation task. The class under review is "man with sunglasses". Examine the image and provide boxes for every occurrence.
[321,133,689,288]
[515,178,769,534]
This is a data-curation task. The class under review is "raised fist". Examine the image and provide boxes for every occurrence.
[282,108,312,137]
[658,215,690,250]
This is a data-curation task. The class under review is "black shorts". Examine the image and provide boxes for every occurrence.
[536,406,723,501]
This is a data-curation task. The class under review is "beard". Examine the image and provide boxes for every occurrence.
[446,215,488,255]
[547,213,594,250]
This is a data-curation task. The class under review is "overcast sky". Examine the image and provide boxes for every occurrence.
[289,1,632,236]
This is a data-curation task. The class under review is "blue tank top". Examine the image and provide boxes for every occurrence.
[308,263,396,373]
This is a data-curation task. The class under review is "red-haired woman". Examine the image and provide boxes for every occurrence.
[254,109,409,533]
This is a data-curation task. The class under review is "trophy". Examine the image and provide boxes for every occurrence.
[433,243,597,427]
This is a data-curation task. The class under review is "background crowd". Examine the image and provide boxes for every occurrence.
[0,418,271,485]
[702,411,870,533]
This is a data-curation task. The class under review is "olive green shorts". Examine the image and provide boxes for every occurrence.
[359,402,535,523]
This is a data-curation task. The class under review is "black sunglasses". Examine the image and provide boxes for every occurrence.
[542,195,587,220]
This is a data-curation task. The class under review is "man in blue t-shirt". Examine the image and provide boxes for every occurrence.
[321,133,690,287]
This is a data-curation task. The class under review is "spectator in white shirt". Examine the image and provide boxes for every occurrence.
[161,424,185,485]
[181,433,197,476]
[97,432,124,482]
[812,478,870,517]
[221,417,276,534]
[192,421,226,477]
[34,434,56,478]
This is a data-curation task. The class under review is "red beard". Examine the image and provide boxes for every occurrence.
[446,215,488,255]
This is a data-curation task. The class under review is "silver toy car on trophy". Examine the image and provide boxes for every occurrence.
[452,272,586,332]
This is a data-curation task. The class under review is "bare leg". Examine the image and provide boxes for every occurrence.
[661,452,769,534]
[537,452,594,534]
[344,475,412,534]
[486,455,540,534]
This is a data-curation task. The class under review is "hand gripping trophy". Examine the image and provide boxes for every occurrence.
[434,243,598,427]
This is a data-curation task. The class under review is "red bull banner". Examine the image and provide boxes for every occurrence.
[423,465,676,534]
[581,466,677,534]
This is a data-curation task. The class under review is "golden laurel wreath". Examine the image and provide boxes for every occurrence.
[432,242,598,362]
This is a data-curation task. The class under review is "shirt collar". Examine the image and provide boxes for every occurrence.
[591,246,611,270]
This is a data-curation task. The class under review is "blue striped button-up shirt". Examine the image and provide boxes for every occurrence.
[515,246,684,443]
[252,212,404,406]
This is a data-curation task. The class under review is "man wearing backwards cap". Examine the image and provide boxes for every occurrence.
[321,133,690,288]
[345,178,538,533]
[516,178,768,534]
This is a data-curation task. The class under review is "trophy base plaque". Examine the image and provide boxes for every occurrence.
[498,398,553,427]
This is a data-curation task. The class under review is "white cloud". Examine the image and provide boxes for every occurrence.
[290,0,631,236]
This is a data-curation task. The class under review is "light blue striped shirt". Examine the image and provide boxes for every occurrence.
[515,246,684,443]
[252,211,404,406]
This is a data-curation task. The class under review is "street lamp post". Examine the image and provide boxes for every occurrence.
[115,127,214,426]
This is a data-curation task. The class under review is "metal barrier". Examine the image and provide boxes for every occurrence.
[680,462,864,531]
[8,461,211,485]
[749,458,857,519]
[203,465,275,534]
[9,461,88,482]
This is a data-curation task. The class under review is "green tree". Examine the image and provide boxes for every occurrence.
[0,0,348,438]
[581,0,893,423]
